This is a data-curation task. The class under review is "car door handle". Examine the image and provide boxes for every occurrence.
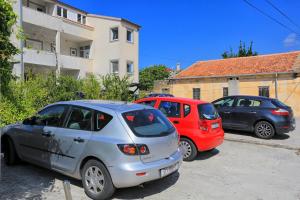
[74,137,85,143]
[224,112,231,114]
[249,111,257,114]
[42,131,54,137]
[173,120,180,124]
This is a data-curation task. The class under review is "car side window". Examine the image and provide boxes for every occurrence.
[158,101,181,118]
[214,98,235,108]
[139,100,156,107]
[236,98,261,107]
[94,111,113,131]
[184,104,191,117]
[66,107,92,131]
[37,105,68,127]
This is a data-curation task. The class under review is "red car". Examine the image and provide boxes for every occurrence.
[135,97,224,161]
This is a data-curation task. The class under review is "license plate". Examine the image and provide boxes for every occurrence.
[160,162,179,177]
[212,123,219,129]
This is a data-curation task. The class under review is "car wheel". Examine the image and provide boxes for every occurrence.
[254,121,275,139]
[81,159,115,200]
[179,138,197,161]
[4,137,19,165]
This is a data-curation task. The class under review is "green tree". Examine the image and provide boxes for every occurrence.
[222,41,258,59]
[100,74,132,101]
[0,0,19,95]
[139,65,171,91]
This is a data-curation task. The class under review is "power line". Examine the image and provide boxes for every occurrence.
[264,0,300,30]
[242,0,300,35]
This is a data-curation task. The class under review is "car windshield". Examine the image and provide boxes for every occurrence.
[198,103,219,120]
[122,109,175,137]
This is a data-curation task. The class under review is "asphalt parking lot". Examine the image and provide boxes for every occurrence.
[1,119,299,200]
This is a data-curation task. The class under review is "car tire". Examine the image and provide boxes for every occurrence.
[254,121,275,139]
[81,159,115,200]
[4,137,19,165]
[179,138,197,161]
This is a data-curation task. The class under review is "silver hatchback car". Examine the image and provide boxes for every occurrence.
[1,100,182,200]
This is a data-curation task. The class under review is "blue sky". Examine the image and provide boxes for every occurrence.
[61,0,300,70]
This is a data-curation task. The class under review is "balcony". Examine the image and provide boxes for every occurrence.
[61,55,93,73]
[23,48,57,67]
[22,6,94,40]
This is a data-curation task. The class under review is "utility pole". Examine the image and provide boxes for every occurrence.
[19,0,24,81]
[275,73,278,99]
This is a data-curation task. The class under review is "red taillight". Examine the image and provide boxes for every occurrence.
[118,144,149,155]
[271,109,289,116]
[198,120,209,131]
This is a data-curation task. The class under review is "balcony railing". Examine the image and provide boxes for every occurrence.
[23,48,57,67]
[61,55,93,72]
[22,6,94,40]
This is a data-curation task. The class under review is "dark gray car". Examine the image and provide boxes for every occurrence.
[212,95,296,139]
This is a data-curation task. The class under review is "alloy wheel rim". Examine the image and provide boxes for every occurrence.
[257,123,272,137]
[85,166,105,194]
[179,141,192,159]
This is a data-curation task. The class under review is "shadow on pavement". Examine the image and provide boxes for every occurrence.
[113,171,180,199]
[225,129,290,140]
[195,148,220,161]
[1,159,180,200]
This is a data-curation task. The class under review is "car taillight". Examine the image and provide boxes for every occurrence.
[271,109,289,116]
[117,144,149,155]
[198,120,209,131]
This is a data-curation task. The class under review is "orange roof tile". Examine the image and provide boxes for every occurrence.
[175,51,300,79]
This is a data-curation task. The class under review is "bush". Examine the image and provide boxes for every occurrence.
[0,74,135,128]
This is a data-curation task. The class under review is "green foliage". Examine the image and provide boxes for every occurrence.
[139,65,171,91]
[222,41,258,59]
[100,74,132,101]
[0,0,19,94]
[0,74,134,127]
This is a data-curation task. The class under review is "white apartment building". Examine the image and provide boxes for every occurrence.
[12,0,140,82]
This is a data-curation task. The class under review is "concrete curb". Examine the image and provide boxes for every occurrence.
[224,137,300,151]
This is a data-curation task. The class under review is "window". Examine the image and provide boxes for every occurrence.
[63,8,67,18]
[82,16,86,24]
[37,105,68,127]
[70,48,77,56]
[77,14,82,23]
[66,107,92,131]
[122,109,175,137]
[159,101,181,118]
[127,61,134,75]
[223,87,228,97]
[110,27,119,41]
[127,29,133,43]
[259,86,269,97]
[110,60,119,74]
[213,97,235,108]
[57,6,62,16]
[94,111,113,131]
[25,39,43,50]
[184,104,191,117]
[79,46,90,58]
[236,98,261,107]
[193,88,200,100]
[198,103,219,120]
[139,100,157,107]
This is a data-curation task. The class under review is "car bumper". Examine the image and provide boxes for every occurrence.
[108,148,183,188]
[195,130,224,151]
[275,117,296,134]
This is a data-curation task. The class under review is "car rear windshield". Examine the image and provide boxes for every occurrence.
[198,103,219,120]
[272,99,288,108]
[122,109,175,137]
